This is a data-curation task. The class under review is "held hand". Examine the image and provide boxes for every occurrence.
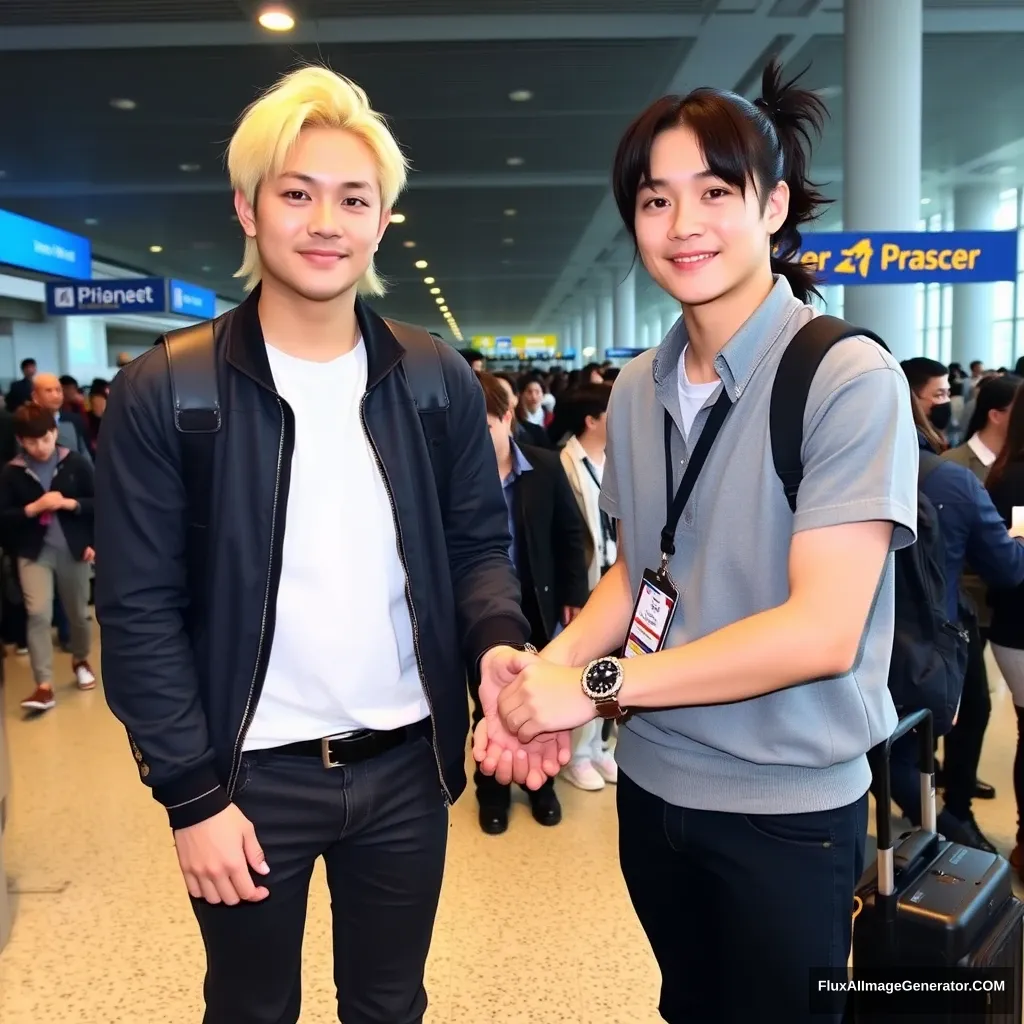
[82,547,95,564]
[61,496,79,512]
[561,606,583,627]
[498,661,597,744]
[174,804,270,906]
[28,492,64,516]
[475,646,570,788]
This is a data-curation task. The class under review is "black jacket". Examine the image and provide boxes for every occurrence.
[0,448,94,561]
[513,444,591,645]
[986,461,1024,650]
[95,290,530,830]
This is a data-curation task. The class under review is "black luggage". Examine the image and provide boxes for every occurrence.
[851,709,1024,1021]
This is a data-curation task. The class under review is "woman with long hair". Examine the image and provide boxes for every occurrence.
[985,388,1024,879]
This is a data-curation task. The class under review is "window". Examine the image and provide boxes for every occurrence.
[991,187,1021,366]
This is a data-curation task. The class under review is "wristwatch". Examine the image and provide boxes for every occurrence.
[581,656,627,722]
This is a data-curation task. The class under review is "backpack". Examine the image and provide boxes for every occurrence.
[769,315,968,736]
[158,316,451,538]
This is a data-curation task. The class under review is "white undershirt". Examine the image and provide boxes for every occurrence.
[677,347,721,439]
[244,338,428,750]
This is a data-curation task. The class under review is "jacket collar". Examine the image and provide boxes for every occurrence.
[223,285,404,392]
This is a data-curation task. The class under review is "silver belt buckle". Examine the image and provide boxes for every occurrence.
[321,731,355,769]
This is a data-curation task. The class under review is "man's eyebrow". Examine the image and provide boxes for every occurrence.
[278,171,373,190]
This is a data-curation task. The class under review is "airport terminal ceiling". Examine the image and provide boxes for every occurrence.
[0,0,1023,334]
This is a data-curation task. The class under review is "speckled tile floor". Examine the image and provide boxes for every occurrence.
[2,637,1023,1023]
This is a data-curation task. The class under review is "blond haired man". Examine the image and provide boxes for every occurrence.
[95,66,565,1023]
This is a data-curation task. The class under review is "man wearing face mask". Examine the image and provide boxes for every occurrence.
[903,358,953,440]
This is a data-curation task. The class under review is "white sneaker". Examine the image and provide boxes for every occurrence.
[74,661,96,690]
[593,753,618,784]
[561,759,605,791]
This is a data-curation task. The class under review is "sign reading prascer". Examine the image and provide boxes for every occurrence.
[796,231,1018,285]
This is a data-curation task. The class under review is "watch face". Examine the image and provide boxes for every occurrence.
[587,659,620,697]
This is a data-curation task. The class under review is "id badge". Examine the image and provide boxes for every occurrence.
[623,567,678,659]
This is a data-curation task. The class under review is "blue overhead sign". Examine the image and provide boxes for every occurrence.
[170,278,216,319]
[797,231,1018,285]
[0,208,92,280]
[45,277,215,318]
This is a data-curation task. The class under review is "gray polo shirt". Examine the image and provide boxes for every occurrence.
[601,276,919,815]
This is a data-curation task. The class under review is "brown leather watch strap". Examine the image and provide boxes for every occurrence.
[595,699,627,723]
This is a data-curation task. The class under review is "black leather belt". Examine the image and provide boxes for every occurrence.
[273,718,431,769]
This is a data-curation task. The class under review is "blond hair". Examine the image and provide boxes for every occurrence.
[228,65,408,296]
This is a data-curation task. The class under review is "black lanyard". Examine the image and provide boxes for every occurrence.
[661,389,732,560]
[581,457,615,567]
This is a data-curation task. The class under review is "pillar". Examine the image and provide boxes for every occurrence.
[583,295,598,358]
[598,288,615,360]
[951,185,999,368]
[638,318,650,350]
[661,305,680,340]
[572,314,585,359]
[614,266,637,353]
[842,0,923,361]
[57,315,109,379]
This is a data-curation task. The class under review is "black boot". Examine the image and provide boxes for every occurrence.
[937,808,998,855]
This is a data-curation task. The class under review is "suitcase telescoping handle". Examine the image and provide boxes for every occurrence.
[867,709,937,897]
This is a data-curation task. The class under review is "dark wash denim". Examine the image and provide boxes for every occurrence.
[617,771,866,1023]
[191,735,448,1024]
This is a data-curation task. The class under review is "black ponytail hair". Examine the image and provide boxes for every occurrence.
[965,374,1022,440]
[611,59,831,303]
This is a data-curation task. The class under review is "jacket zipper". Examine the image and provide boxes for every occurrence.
[226,395,286,796]
[359,393,452,805]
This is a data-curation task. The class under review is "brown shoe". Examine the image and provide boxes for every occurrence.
[21,685,56,712]
[72,660,96,690]
[1011,845,1024,882]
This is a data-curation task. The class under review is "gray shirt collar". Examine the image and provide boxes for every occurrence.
[652,276,805,404]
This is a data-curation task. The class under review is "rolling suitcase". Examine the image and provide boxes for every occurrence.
[851,709,1024,1022]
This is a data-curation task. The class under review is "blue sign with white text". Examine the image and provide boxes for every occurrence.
[0,208,92,280]
[46,278,168,316]
[169,278,216,319]
[797,231,1017,285]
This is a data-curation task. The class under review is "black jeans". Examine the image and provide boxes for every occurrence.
[191,733,449,1024]
[942,623,991,820]
[617,771,866,1024]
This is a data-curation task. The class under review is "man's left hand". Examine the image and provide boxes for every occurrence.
[498,661,597,744]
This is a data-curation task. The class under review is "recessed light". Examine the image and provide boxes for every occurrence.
[84,217,99,226]
[816,85,842,100]
[0,170,7,180]
[430,287,441,295]
[149,245,163,253]
[179,162,201,173]
[201,265,213,272]
[504,208,517,217]
[423,276,435,285]
[509,89,533,102]
[257,4,295,31]
[390,212,406,224]
[921,197,931,205]
[503,238,515,245]
[440,305,449,312]
[998,165,1016,175]
[110,98,137,111]
[435,297,445,305]
[506,156,525,167]
[415,260,428,269]
[403,240,417,249]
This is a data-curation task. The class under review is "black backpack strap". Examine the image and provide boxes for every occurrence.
[383,318,450,413]
[160,320,220,529]
[770,315,889,514]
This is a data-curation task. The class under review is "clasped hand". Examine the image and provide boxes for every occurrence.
[473,646,597,788]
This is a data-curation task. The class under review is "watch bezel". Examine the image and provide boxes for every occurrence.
[582,656,624,702]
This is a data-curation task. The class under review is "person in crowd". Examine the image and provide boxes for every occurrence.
[494,372,550,449]
[581,362,605,385]
[939,375,1022,813]
[602,367,621,383]
[518,374,548,429]
[95,66,560,1024]
[557,384,620,791]
[472,372,589,835]
[902,356,952,442]
[478,61,918,1024]
[6,358,36,413]
[32,373,92,462]
[86,379,109,450]
[0,403,95,712]
[886,390,1024,852]
[60,375,87,417]
[970,359,986,385]
[984,387,1024,878]
[115,352,134,370]
[459,348,485,373]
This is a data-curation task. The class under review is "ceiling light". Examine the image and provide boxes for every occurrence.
[506,156,525,167]
[921,197,931,205]
[390,212,406,224]
[815,85,842,100]
[201,265,213,272]
[504,208,517,217]
[110,98,137,111]
[503,238,515,245]
[403,240,417,249]
[149,245,163,253]
[0,170,7,180]
[998,165,1016,175]
[179,162,201,173]
[415,260,428,269]
[435,297,445,305]
[509,89,533,102]
[430,287,441,295]
[440,304,449,311]
[257,4,295,31]
[84,217,99,226]
[423,276,435,284]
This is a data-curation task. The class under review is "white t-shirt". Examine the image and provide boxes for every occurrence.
[244,338,429,750]
[677,347,721,438]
